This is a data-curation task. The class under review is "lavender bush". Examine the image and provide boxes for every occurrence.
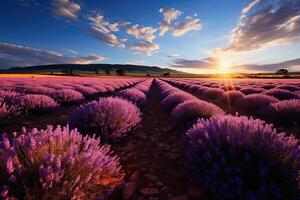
[0,126,124,199]
[50,89,83,104]
[240,87,265,95]
[186,115,300,199]
[219,90,245,107]
[263,89,299,100]
[69,97,141,142]
[201,88,225,102]
[237,94,278,112]
[276,85,299,91]
[15,94,58,114]
[161,92,196,113]
[171,100,224,125]
[0,102,10,118]
[117,88,147,106]
[270,99,300,124]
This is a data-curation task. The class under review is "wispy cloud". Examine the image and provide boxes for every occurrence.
[51,0,81,20]
[126,24,157,43]
[87,14,125,48]
[158,8,182,36]
[171,57,218,69]
[167,54,179,58]
[223,0,300,52]
[130,42,160,55]
[0,42,105,68]
[158,8,202,37]
[170,56,300,72]
[232,57,300,72]
[172,16,202,36]
[66,48,79,54]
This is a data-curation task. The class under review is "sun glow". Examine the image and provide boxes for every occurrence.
[218,57,232,74]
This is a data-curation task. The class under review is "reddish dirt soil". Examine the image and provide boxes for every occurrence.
[111,83,190,199]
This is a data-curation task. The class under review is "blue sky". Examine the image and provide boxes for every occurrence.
[0,0,300,73]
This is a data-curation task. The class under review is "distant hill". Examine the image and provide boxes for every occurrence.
[3,63,188,75]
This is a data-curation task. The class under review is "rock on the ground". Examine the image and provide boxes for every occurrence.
[130,171,141,182]
[169,195,189,200]
[145,173,158,182]
[140,187,160,197]
[123,181,137,200]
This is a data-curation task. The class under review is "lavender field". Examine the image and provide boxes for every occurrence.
[0,76,299,199]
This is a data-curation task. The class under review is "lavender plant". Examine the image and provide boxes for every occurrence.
[0,126,124,199]
[161,92,196,113]
[117,88,147,106]
[69,97,141,142]
[15,94,58,114]
[263,89,299,100]
[171,100,225,125]
[50,89,83,104]
[186,115,300,199]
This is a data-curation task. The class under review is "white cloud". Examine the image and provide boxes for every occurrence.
[87,14,125,48]
[51,0,80,19]
[130,42,160,55]
[172,16,202,36]
[242,0,261,14]
[126,24,157,43]
[159,8,182,24]
[0,42,105,68]
[158,8,202,37]
[223,0,300,52]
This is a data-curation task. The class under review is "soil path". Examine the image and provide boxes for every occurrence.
[112,82,189,199]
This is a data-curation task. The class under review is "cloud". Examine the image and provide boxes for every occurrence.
[224,0,300,52]
[51,0,80,20]
[171,57,217,69]
[126,24,157,43]
[158,8,182,36]
[167,54,179,58]
[130,42,160,55]
[87,14,125,48]
[0,43,105,68]
[66,49,79,54]
[170,56,300,72]
[233,57,300,72]
[158,8,202,36]
[241,0,261,14]
[172,16,202,36]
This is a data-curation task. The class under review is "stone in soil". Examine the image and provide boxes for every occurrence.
[123,181,137,200]
[140,187,160,197]
[169,195,189,200]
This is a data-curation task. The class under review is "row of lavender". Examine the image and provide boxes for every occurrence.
[156,79,300,199]
[0,77,146,118]
[0,78,152,199]
[163,78,300,126]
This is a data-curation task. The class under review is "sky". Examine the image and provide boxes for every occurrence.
[0,0,300,74]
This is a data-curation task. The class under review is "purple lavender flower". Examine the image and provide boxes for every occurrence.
[69,97,141,142]
[201,88,225,102]
[117,88,147,106]
[14,94,58,114]
[0,126,124,199]
[237,94,278,112]
[270,99,300,124]
[240,87,265,95]
[276,85,299,91]
[171,100,225,125]
[219,90,245,107]
[161,92,196,113]
[50,89,83,104]
[186,115,300,199]
[263,89,299,100]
